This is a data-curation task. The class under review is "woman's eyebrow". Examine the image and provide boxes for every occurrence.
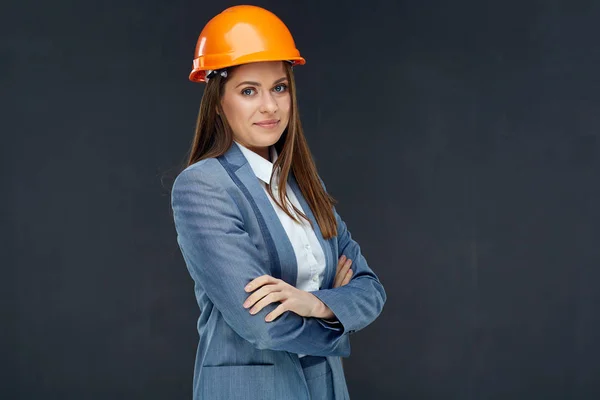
[235,77,287,88]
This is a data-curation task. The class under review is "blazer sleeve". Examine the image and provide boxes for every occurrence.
[309,186,387,335]
[171,166,350,357]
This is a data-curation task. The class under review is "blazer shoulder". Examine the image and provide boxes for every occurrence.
[174,158,229,185]
[172,158,234,197]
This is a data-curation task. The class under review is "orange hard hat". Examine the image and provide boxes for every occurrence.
[189,5,306,83]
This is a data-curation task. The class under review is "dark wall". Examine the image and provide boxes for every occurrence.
[4,0,600,398]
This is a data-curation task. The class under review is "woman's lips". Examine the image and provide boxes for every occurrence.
[254,120,279,129]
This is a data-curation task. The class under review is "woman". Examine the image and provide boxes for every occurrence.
[171,5,386,399]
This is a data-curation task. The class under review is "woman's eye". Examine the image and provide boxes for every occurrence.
[241,88,256,96]
[273,84,288,93]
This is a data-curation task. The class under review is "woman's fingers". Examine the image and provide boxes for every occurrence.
[249,291,285,315]
[336,255,346,272]
[265,302,288,322]
[334,255,346,285]
[341,268,353,286]
[334,256,347,287]
[334,257,353,288]
[337,263,352,287]
[245,274,279,292]
[243,283,279,309]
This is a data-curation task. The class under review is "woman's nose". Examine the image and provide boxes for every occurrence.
[259,92,278,113]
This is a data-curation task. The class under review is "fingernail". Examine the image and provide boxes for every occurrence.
[341,255,346,261]
[245,284,252,292]
[250,308,256,315]
[243,301,249,308]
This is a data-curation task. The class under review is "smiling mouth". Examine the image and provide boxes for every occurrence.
[254,120,280,128]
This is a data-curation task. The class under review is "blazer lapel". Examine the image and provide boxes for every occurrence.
[219,144,298,286]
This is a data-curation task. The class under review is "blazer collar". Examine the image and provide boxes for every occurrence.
[233,141,278,185]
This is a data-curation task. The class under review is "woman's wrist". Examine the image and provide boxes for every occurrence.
[310,294,335,319]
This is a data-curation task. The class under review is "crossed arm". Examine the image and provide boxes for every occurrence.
[172,167,386,356]
[241,255,354,322]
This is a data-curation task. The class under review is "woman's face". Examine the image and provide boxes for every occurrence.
[220,61,290,159]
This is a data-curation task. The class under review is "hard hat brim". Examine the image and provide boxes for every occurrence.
[189,54,306,83]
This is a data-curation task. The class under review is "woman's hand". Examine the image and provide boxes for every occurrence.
[243,276,333,322]
[334,255,353,288]
[243,255,354,322]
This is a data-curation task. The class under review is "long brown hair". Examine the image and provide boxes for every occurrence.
[185,62,338,239]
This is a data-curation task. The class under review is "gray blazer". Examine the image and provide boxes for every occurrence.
[171,143,386,399]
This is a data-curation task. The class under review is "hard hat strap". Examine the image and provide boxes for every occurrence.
[205,69,228,82]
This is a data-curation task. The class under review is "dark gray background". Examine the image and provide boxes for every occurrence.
[4,0,600,398]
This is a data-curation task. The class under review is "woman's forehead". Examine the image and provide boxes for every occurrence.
[228,62,287,82]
